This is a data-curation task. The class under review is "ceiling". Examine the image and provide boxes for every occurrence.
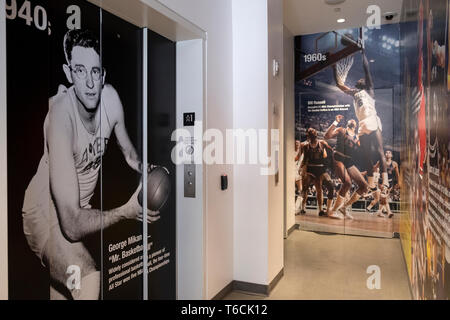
[87,0,205,41]
[284,0,403,35]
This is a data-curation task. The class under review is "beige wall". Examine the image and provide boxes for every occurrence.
[0,0,7,300]
[283,25,296,237]
[267,0,285,283]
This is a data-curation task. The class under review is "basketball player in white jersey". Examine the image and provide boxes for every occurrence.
[333,50,389,210]
[22,29,158,300]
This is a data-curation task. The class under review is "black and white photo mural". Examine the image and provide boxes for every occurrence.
[6,0,176,300]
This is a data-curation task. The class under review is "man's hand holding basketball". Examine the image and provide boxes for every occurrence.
[124,182,160,224]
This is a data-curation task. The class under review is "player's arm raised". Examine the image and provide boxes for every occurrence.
[333,65,357,95]
[324,115,344,140]
[47,104,150,243]
[104,85,142,174]
[362,51,375,97]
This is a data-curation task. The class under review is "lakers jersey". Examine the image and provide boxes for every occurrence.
[23,86,113,221]
[353,90,377,121]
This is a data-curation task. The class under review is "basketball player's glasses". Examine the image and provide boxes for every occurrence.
[70,65,104,81]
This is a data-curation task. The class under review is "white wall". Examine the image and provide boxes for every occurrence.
[163,0,285,291]
[283,25,296,237]
[232,0,284,286]
[156,0,235,299]
[267,0,284,283]
[0,0,8,300]
[232,0,269,285]
[176,39,204,300]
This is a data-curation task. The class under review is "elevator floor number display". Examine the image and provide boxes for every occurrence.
[183,112,195,126]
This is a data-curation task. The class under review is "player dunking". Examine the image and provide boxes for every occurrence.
[299,128,336,218]
[333,50,390,198]
[22,29,159,300]
[324,115,369,220]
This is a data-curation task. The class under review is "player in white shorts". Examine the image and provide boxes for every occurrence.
[365,167,393,218]
[22,29,159,300]
[333,50,389,209]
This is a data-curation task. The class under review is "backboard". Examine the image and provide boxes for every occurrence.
[298,28,364,81]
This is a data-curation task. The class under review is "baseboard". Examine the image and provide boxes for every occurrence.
[287,224,299,237]
[214,268,285,299]
[211,281,234,300]
[398,234,414,300]
[233,280,268,296]
[268,268,284,294]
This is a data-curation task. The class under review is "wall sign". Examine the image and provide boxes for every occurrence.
[183,112,195,126]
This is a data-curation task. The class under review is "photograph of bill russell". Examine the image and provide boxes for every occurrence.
[294,25,402,237]
[21,29,163,300]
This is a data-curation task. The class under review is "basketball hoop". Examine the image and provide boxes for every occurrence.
[299,27,364,81]
[336,55,354,84]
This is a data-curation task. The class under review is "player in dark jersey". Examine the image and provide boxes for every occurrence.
[382,150,400,218]
[385,150,400,189]
[324,115,369,220]
[299,128,336,218]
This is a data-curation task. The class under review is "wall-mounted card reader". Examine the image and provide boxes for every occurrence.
[184,164,196,198]
[221,175,228,191]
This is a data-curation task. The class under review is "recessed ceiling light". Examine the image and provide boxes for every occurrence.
[370,59,375,63]
[337,18,346,23]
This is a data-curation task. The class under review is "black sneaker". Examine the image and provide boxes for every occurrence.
[300,209,306,215]
[319,210,327,217]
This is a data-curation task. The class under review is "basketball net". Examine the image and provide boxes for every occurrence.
[336,55,354,84]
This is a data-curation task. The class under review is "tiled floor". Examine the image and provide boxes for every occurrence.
[224,230,412,300]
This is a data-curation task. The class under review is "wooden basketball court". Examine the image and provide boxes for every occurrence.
[296,208,400,238]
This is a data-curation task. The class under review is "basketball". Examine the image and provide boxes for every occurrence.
[341,33,355,46]
[138,166,171,211]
